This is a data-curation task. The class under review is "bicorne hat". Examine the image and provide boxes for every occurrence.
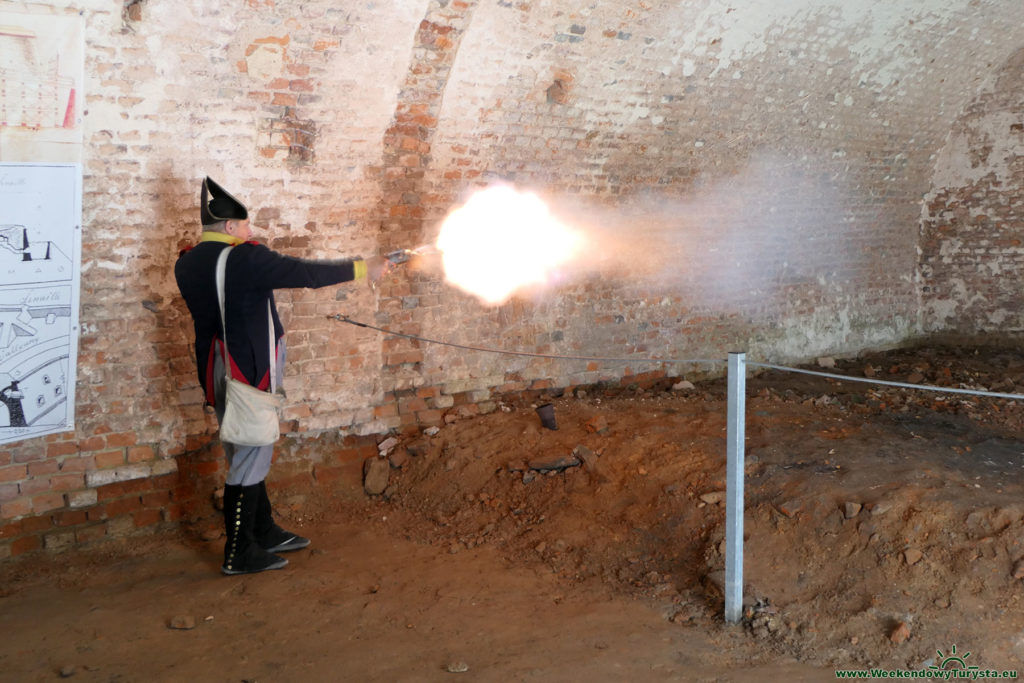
[200,177,248,226]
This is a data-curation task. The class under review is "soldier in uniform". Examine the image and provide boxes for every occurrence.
[175,177,389,575]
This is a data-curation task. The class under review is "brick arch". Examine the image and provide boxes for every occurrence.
[377,1,481,253]
[370,0,482,432]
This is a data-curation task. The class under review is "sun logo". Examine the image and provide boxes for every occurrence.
[929,644,979,672]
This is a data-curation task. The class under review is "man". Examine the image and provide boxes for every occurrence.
[175,177,389,575]
[0,380,26,427]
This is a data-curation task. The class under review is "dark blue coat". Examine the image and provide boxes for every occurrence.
[175,239,359,404]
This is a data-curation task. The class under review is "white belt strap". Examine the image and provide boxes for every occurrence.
[215,246,277,393]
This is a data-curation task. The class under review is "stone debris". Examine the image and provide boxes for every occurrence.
[389,447,409,469]
[377,436,399,456]
[776,500,802,518]
[168,615,196,630]
[870,501,893,516]
[446,661,470,673]
[59,665,76,678]
[363,457,390,496]
[817,357,836,368]
[904,548,923,565]
[843,502,862,519]
[1012,560,1024,579]
[671,380,695,391]
[748,600,782,639]
[528,453,581,472]
[584,415,609,434]
[573,445,597,467]
[423,426,440,436]
[889,621,911,644]
[699,491,726,505]
[405,438,430,458]
[701,570,726,598]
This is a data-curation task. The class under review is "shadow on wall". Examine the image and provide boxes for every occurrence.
[143,168,209,452]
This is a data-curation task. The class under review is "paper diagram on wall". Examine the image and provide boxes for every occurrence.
[0,11,84,163]
[0,164,81,444]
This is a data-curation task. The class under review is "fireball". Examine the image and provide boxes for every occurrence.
[436,185,582,306]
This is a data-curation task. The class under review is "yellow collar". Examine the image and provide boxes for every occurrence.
[200,231,243,246]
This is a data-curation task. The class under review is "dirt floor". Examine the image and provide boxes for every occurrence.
[2,343,1024,682]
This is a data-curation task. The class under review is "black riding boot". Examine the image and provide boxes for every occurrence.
[254,480,311,553]
[222,483,288,575]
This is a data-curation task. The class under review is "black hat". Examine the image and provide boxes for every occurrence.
[200,177,248,226]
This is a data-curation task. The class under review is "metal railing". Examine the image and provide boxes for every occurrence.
[722,352,1024,623]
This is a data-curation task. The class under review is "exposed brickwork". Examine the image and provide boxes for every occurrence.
[1,0,1022,555]
[0,470,182,559]
[919,47,1024,334]
[0,431,380,558]
[369,0,482,434]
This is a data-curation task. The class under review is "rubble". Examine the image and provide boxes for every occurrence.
[168,615,196,630]
[889,621,911,644]
[363,457,390,495]
[528,453,581,472]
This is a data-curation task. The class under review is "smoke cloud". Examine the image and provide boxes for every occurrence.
[423,155,864,310]
[546,155,861,307]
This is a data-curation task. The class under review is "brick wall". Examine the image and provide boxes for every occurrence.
[2,0,1022,557]
[919,46,1024,334]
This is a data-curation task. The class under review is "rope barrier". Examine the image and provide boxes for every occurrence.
[747,361,1024,401]
[329,314,723,366]
[330,314,1024,402]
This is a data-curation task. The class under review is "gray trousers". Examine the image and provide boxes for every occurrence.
[213,339,287,486]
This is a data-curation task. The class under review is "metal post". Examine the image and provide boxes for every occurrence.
[725,352,746,624]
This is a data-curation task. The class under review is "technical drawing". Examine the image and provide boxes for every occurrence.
[0,163,80,444]
[1,223,72,284]
[0,286,73,433]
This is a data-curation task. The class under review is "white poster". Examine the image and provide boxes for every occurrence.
[0,164,81,443]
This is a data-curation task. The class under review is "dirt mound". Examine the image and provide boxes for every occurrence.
[374,343,1024,669]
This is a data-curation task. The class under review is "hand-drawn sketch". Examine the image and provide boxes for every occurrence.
[0,11,84,163]
[0,164,80,444]
[1,223,72,283]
